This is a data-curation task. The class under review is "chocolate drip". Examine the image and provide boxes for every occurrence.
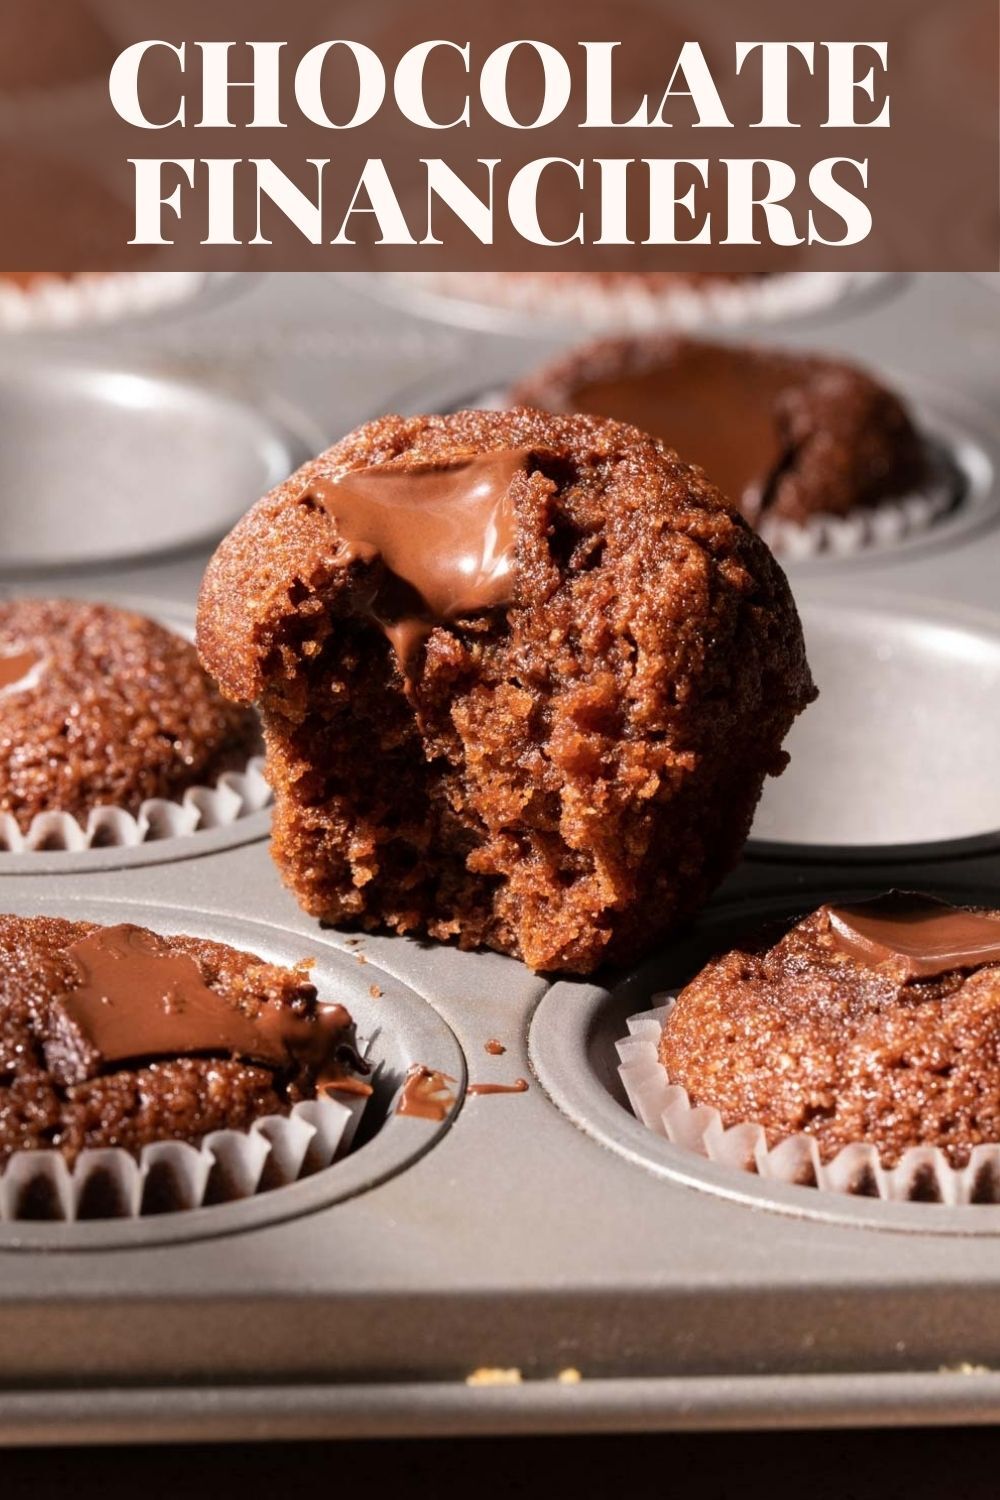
[0,646,40,693]
[825,894,1000,981]
[47,924,367,1092]
[467,1078,529,1097]
[569,345,791,517]
[396,1064,456,1121]
[484,1038,506,1056]
[306,448,532,680]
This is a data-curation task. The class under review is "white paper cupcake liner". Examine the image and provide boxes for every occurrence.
[0,755,272,854]
[0,1088,370,1222]
[617,1003,1000,1206]
[757,464,960,560]
[0,272,212,333]
[395,271,888,334]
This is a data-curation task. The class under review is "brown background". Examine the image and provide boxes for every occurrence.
[0,0,996,270]
[8,1427,1000,1499]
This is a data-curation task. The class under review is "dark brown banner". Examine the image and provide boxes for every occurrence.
[0,0,996,269]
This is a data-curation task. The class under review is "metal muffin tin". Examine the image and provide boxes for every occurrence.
[0,273,999,1444]
[532,877,1000,1236]
[752,592,1000,852]
[0,355,312,573]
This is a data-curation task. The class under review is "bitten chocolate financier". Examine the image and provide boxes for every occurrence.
[659,894,1000,1168]
[197,408,815,975]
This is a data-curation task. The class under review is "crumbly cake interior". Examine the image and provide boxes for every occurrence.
[200,410,815,974]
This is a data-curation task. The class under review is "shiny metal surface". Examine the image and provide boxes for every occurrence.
[752,594,1000,850]
[0,273,997,1439]
[0,359,310,571]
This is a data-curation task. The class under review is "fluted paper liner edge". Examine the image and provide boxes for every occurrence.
[398,270,888,333]
[617,1003,1000,1206]
[0,1087,370,1222]
[0,755,272,854]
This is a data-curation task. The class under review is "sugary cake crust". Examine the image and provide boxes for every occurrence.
[0,599,258,830]
[0,914,330,1166]
[660,904,1000,1167]
[198,408,815,974]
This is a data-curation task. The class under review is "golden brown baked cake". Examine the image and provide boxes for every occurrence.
[0,599,258,830]
[660,894,1000,1168]
[512,336,934,527]
[0,914,366,1166]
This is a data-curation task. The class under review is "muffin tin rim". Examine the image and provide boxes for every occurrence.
[0,272,993,1437]
[0,892,467,1252]
[528,887,1000,1237]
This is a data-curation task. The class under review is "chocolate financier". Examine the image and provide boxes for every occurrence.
[0,599,258,832]
[660,894,1000,1169]
[0,915,367,1167]
[198,408,814,975]
[512,337,934,527]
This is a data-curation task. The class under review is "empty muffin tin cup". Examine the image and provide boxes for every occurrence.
[750,594,1000,856]
[618,1001,1000,1207]
[0,1089,369,1224]
[0,359,306,574]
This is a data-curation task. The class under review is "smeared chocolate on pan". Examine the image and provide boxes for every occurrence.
[396,1063,456,1121]
[467,1078,529,1097]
